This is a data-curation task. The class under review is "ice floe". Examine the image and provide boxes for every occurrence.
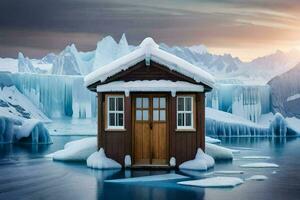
[242,156,270,160]
[205,136,221,144]
[240,162,279,168]
[205,143,235,160]
[179,148,214,171]
[87,148,121,169]
[214,171,244,175]
[246,175,268,181]
[106,173,187,183]
[178,177,244,188]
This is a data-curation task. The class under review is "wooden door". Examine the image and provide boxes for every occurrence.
[133,94,168,165]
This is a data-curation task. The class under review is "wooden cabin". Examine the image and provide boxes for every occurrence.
[84,37,215,168]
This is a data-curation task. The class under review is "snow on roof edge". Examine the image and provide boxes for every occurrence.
[84,37,215,88]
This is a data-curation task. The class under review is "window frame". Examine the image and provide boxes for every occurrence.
[107,95,125,130]
[176,96,194,130]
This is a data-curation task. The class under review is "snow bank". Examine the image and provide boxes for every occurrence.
[0,116,52,144]
[52,137,97,161]
[179,148,214,171]
[240,162,279,168]
[205,143,234,160]
[87,148,121,169]
[246,175,268,181]
[178,177,244,188]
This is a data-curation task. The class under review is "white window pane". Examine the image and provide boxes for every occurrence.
[153,98,159,109]
[136,110,142,120]
[160,98,166,109]
[136,98,142,108]
[160,110,166,121]
[178,97,184,111]
[109,113,115,126]
[185,97,192,111]
[109,98,115,111]
[153,110,159,121]
[186,113,192,126]
[178,113,184,126]
[143,110,149,120]
[117,113,123,126]
[117,97,123,111]
[143,98,149,108]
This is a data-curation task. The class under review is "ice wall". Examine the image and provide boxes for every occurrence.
[12,73,97,119]
[206,84,270,122]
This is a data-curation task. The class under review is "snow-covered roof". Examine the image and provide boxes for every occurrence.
[84,37,215,88]
[96,80,204,97]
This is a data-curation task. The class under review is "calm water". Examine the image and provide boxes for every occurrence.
[0,136,300,200]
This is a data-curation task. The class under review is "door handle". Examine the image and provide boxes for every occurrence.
[149,121,153,130]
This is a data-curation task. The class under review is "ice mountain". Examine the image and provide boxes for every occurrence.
[160,43,242,75]
[268,62,300,118]
[52,44,94,75]
[92,34,131,71]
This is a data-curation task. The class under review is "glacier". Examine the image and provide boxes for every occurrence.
[12,73,97,119]
[206,84,271,122]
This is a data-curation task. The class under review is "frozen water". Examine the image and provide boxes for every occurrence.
[178,177,244,188]
[87,148,122,170]
[240,162,279,168]
[179,148,214,171]
[124,155,131,168]
[106,173,187,183]
[169,157,176,167]
[205,136,221,144]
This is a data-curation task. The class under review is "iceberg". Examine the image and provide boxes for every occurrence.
[0,116,52,144]
[205,143,234,160]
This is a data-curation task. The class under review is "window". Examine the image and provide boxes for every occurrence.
[153,97,166,121]
[107,96,124,129]
[177,96,193,129]
[135,97,149,121]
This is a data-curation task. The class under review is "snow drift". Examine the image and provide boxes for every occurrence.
[179,148,215,171]
[87,148,122,169]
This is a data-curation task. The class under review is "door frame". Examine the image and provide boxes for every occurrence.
[131,92,170,166]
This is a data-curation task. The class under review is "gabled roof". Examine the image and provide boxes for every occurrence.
[84,37,215,88]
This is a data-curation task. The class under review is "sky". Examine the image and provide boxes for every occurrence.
[0,0,300,61]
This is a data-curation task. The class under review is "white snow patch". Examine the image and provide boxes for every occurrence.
[106,173,187,183]
[287,93,300,102]
[205,143,234,160]
[205,136,221,144]
[240,162,279,168]
[52,137,97,161]
[242,156,271,160]
[178,177,244,188]
[179,148,214,171]
[87,148,122,169]
[246,175,268,181]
